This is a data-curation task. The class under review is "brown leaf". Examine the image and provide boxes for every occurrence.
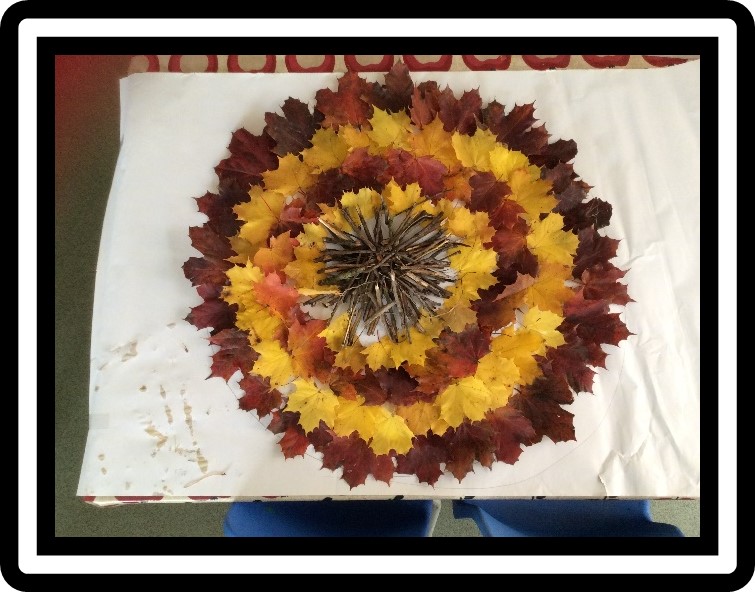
[208,328,257,380]
[366,61,414,113]
[482,101,549,154]
[443,421,496,481]
[409,80,442,128]
[185,299,237,335]
[573,227,621,278]
[485,407,536,464]
[315,71,373,128]
[214,128,278,191]
[395,434,448,486]
[278,425,310,458]
[264,98,320,156]
[385,149,447,196]
[238,373,282,417]
[438,87,482,134]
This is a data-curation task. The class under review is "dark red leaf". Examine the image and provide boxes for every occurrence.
[366,61,414,112]
[544,340,597,394]
[385,149,447,196]
[315,71,373,128]
[196,283,222,300]
[542,162,576,194]
[571,312,631,347]
[267,410,300,435]
[484,407,537,464]
[185,299,236,335]
[396,434,448,486]
[554,180,588,214]
[482,101,549,154]
[340,148,389,186]
[438,88,482,134]
[208,328,257,380]
[264,98,320,156]
[189,225,233,260]
[372,455,395,484]
[573,227,621,278]
[409,80,442,128]
[182,256,232,287]
[444,421,496,481]
[563,197,613,231]
[429,326,491,378]
[214,128,278,190]
[238,373,282,417]
[527,369,574,405]
[195,191,242,238]
[308,423,335,452]
[374,367,419,405]
[321,434,381,488]
[511,392,576,444]
[580,263,631,305]
[529,138,578,168]
[278,425,310,458]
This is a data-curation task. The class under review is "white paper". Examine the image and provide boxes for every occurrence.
[78,63,700,500]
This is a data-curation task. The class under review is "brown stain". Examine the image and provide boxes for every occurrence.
[182,399,195,438]
[116,340,138,362]
[181,343,189,353]
[164,405,173,424]
[196,450,208,473]
[100,467,107,475]
[139,385,147,392]
[159,385,166,399]
[98,453,105,461]
[145,425,168,449]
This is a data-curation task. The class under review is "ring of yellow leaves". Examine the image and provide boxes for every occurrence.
[223,108,578,457]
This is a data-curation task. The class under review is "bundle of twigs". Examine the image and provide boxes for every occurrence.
[306,199,463,346]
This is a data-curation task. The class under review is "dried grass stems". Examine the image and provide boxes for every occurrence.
[306,198,464,346]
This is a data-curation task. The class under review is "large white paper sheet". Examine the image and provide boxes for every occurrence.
[78,63,700,500]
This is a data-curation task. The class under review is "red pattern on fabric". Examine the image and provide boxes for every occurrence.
[582,55,630,68]
[642,55,688,67]
[227,54,276,72]
[168,55,218,73]
[521,55,571,70]
[462,55,511,70]
[344,54,395,72]
[114,495,165,502]
[403,55,453,71]
[284,55,336,72]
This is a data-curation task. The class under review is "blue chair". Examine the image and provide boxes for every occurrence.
[224,499,441,537]
[452,499,684,537]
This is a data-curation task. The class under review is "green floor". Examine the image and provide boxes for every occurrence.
[54,55,699,538]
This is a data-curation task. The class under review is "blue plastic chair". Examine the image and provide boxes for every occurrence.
[224,499,440,537]
[452,499,684,537]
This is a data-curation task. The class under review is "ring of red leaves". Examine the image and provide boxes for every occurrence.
[183,63,631,488]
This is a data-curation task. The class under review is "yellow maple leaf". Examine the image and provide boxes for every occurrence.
[236,302,284,342]
[436,376,493,428]
[338,125,371,150]
[223,260,264,308]
[408,117,460,171]
[437,200,495,244]
[524,263,574,313]
[371,414,415,455]
[436,302,478,333]
[334,343,368,372]
[448,243,498,304]
[340,187,381,221]
[284,252,323,291]
[508,169,558,220]
[490,328,544,385]
[228,235,260,264]
[333,396,389,440]
[318,313,348,351]
[475,353,520,409]
[262,153,316,196]
[382,179,422,215]
[396,402,449,436]
[451,128,498,170]
[489,145,531,182]
[234,186,287,246]
[527,213,579,265]
[522,306,566,349]
[302,127,349,173]
[287,378,340,433]
[251,340,294,387]
[367,107,412,150]
[442,169,474,203]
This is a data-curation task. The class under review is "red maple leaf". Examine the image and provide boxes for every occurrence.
[315,71,373,128]
[287,317,333,381]
[374,367,420,405]
[208,328,257,380]
[563,198,613,232]
[365,61,414,113]
[264,97,321,156]
[253,273,300,317]
[340,148,389,186]
[185,299,237,335]
[573,227,621,278]
[321,434,382,489]
[443,421,496,481]
[238,373,282,417]
[214,128,278,191]
[195,191,242,238]
[396,434,448,486]
[571,312,631,347]
[482,101,550,154]
[580,263,631,306]
[542,162,576,193]
[429,326,491,378]
[266,410,300,435]
[510,392,576,444]
[485,407,536,464]
[529,138,578,168]
[303,168,369,212]
[438,88,482,135]
[544,339,598,393]
[278,425,310,458]
[182,225,234,287]
[385,149,447,196]
[409,80,442,128]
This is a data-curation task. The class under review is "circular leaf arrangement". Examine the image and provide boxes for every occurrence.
[183,63,631,488]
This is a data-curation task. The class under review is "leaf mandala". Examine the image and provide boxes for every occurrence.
[183,62,632,488]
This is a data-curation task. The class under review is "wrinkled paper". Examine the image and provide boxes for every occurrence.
[78,63,700,501]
